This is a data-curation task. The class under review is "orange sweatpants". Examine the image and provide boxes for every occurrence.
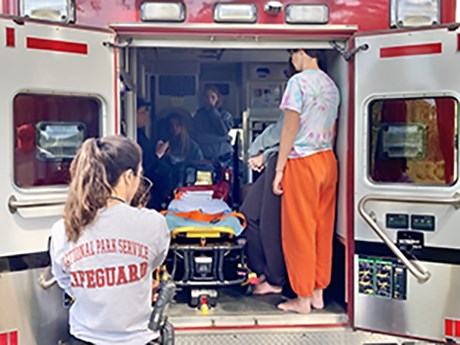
[281,150,338,297]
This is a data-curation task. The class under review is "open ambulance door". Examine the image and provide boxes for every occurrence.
[351,25,460,343]
[0,16,116,345]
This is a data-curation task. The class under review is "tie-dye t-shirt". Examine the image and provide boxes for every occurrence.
[279,69,340,158]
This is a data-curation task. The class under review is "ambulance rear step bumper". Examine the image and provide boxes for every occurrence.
[175,328,434,345]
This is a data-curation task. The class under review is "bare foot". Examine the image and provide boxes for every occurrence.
[254,281,282,295]
[277,297,311,314]
[311,289,324,309]
[257,274,266,284]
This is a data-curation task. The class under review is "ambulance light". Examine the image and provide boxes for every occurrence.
[20,0,75,23]
[214,3,257,23]
[391,0,440,28]
[140,2,186,22]
[285,4,329,24]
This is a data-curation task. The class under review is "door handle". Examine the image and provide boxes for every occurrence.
[8,194,66,214]
[37,266,57,289]
[357,193,460,283]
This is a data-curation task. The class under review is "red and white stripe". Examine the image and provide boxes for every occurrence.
[26,37,88,55]
[380,42,442,58]
[0,331,18,345]
[445,318,460,339]
[4,27,88,55]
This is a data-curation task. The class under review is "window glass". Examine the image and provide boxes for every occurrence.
[369,98,457,185]
[14,94,101,187]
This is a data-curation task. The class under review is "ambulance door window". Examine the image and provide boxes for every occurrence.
[368,97,457,185]
[13,93,101,187]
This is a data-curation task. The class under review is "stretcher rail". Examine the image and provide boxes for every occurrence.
[357,193,460,284]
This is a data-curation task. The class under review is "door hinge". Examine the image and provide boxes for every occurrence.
[330,41,369,61]
[103,37,132,49]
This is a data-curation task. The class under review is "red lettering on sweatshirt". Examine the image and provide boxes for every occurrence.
[105,267,116,287]
[64,241,96,269]
[116,265,128,285]
[117,239,148,260]
[95,238,117,254]
[70,261,149,289]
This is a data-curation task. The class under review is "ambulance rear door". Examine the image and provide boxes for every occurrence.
[0,16,116,345]
[352,25,460,343]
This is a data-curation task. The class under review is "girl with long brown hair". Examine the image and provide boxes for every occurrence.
[166,112,203,165]
[50,135,170,345]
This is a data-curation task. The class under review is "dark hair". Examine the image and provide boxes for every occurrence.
[64,135,142,242]
[287,49,328,76]
[167,112,190,157]
[137,97,151,110]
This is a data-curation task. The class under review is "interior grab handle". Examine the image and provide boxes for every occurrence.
[8,195,66,214]
[358,193,460,283]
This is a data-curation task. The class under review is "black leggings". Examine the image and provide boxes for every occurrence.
[240,154,287,287]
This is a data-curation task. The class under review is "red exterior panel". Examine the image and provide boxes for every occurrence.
[1,0,456,32]
[26,37,88,55]
[0,333,7,345]
[445,319,454,337]
[9,331,17,345]
[380,43,442,58]
[5,26,14,47]
[455,320,460,338]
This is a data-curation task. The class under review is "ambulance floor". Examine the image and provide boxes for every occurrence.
[168,287,347,328]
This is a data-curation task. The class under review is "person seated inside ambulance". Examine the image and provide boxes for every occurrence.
[137,98,170,174]
[192,85,234,167]
[151,112,204,209]
[240,57,298,296]
[240,123,287,295]
[165,112,203,164]
[136,98,169,209]
[50,135,170,345]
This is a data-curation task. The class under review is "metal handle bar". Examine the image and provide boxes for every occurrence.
[37,266,57,289]
[357,193,460,283]
[8,195,66,214]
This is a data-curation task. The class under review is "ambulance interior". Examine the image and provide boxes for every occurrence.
[123,46,350,325]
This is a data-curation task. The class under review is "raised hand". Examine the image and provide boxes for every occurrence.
[156,140,169,158]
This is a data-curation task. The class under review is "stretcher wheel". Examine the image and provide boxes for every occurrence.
[189,296,199,308]
[209,297,217,307]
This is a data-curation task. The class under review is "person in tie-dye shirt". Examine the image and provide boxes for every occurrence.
[272,49,340,314]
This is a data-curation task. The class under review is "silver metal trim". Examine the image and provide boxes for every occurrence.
[8,194,67,214]
[110,23,357,31]
[120,38,336,49]
[357,193,460,283]
[37,266,57,289]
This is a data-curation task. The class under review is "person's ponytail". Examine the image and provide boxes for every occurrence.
[64,136,141,243]
[64,139,111,242]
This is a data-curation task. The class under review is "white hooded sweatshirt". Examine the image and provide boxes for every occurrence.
[51,203,170,345]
